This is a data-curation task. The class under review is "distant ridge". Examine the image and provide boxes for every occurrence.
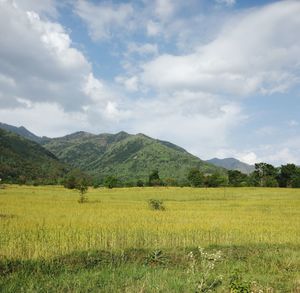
[0,122,44,143]
[42,131,224,181]
[0,122,225,181]
[206,157,254,174]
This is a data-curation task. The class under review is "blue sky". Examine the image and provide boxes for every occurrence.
[0,0,300,165]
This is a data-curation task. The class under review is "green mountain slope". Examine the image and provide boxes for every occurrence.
[43,131,224,181]
[206,158,254,174]
[0,129,68,183]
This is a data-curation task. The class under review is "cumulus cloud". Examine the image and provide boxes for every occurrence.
[153,0,176,21]
[141,0,300,96]
[2,0,300,167]
[0,0,119,114]
[74,0,134,41]
[0,102,88,137]
[122,91,244,159]
[146,20,161,36]
[12,0,59,17]
[127,43,158,57]
[115,76,139,92]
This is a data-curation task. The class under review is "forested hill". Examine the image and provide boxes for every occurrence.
[0,129,68,183]
[41,131,224,181]
[0,122,225,182]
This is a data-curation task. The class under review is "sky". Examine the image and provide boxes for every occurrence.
[0,0,300,166]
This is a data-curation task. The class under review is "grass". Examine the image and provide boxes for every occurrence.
[0,185,300,291]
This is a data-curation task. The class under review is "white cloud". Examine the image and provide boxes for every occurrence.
[2,0,300,168]
[141,1,300,96]
[255,126,278,136]
[0,102,88,137]
[215,0,236,7]
[146,20,161,36]
[12,0,58,17]
[123,92,244,159]
[74,0,133,41]
[0,0,119,114]
[154,0,175,20]
[115,75,139,92]
[127,43,158,56]
[236,152,257,165]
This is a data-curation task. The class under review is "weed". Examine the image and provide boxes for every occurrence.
[187,247,223,292]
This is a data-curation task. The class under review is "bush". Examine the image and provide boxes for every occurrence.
[77,178,88,204]
[148,199,165,211]
[103,176,120,189]
[136,180,144,187]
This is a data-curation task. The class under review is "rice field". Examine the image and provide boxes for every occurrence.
[1,185,299,260]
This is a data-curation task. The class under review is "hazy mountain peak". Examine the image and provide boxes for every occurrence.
[206,157,254,174]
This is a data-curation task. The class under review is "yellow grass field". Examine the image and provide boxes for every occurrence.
[0,185,300,260]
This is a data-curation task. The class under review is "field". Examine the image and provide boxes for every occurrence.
[0,185,300,292]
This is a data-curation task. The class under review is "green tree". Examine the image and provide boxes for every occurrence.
[77,177,88,203]
[205,173,228,187]
[187,168,204,187]
[104,176,120,189]
[136,179,144,187]
[253,163,278,187]
[291,167,300,188]
[63,169,83,189]
[278,164,297,187]
[149,169,162,186]
[228,170,248,187]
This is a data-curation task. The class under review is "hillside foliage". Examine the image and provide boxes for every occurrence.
[0,129,68,184]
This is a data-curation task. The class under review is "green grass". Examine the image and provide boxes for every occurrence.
[0,185,300,291]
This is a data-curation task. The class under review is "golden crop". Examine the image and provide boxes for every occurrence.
[0,185,299,260]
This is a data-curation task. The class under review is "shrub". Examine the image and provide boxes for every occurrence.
[136,180,144,187]
[103,176,120,189]
[76,178,88,204]
[148,199,165,211]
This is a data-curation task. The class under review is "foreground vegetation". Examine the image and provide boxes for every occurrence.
[0,186,299,291]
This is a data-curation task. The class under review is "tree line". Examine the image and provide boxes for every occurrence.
[61,162,300,189]
[188,163,300,188]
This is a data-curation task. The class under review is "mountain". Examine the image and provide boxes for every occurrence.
[206,158,254,174]
[0,122,44,143]
[42,131,224,182]
[0,122,225,182]
[0,128,68,183]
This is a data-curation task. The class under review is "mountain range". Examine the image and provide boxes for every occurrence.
[206,158,254,174]
[41,131,222,181]
[0,122,254,183]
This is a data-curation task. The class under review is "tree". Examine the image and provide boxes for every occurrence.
[253,163,278,187]
[187,168,204,187]
[164,178,178,186]
[136,180,144,187]
[228,170,248,187]
[149,169,162,186]
[205,173,228,187]
[63,169,82,189]
[291,166,300,188]
[77,177,88,203]
[278,164,297,187]
[104,176,120,189]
